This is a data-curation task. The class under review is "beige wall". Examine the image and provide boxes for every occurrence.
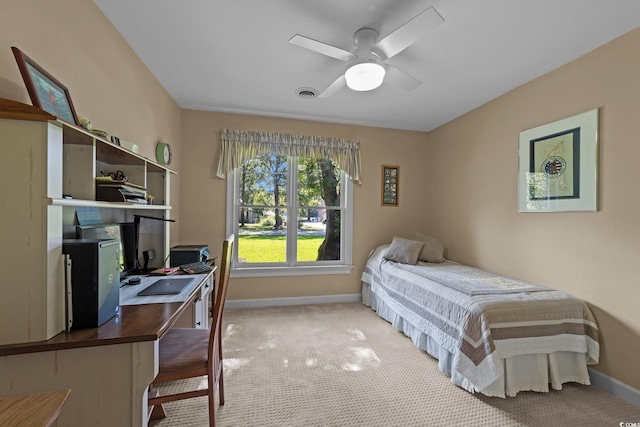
[0,0,183,242]
[425,27,640,388]
[180,110,429,300]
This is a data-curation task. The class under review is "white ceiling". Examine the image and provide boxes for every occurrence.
[93,0,640,132]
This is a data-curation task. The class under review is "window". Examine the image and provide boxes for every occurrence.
[217,129,360,277]
[227,154,353,277]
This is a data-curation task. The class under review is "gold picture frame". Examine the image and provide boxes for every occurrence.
[518,108,598,212]
[381,165,399,206]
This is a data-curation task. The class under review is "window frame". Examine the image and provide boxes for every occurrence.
[226,156,353,277]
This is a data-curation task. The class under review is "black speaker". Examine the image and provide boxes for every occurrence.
[62,239,120,329]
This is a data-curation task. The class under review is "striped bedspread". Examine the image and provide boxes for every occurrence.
[361,246,599,392]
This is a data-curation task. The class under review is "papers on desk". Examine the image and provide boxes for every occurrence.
[120,274,208,306]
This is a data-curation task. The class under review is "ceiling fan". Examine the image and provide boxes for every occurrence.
[289,6,444,97]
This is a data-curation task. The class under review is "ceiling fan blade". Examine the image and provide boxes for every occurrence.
[289,35,355,61]
[373,6,444,60]
[318,74,346,98]
[384,65,422,91]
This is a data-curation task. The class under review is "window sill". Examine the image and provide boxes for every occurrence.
[230,265,354,278]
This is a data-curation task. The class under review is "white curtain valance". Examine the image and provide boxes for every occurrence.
[216,129,362,183]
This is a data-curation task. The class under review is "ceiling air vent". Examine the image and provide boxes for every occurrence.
[295,87,318,99]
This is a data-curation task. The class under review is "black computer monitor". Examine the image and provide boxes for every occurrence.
[119,222,138,276]
[132,215,176,273]
[76,223,138,278]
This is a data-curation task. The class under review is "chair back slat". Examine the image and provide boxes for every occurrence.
[209,234,234,363]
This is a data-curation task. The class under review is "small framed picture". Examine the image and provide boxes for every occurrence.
[11,46,79,126]
[381,165,399,206]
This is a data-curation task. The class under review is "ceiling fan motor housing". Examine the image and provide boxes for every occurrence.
[345,27,387,91]
[354,28,379,48]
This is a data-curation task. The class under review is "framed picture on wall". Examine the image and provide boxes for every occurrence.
[11,46,79,126]
[381,165,399,206]
[518,108,598,212]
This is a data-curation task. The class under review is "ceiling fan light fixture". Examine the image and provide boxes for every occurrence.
[345,61,386,91]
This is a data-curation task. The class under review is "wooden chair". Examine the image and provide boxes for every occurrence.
[149,234,234,427]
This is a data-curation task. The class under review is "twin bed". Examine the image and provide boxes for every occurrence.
[361,240,599,398]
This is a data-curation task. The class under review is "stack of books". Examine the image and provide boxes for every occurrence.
[95,177,147,204]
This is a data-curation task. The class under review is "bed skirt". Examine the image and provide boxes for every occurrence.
[362,281,592,398]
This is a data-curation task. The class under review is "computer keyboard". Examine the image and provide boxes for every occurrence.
[179,261,213,274]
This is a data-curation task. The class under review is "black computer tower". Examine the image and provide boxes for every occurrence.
[62,239,120,329]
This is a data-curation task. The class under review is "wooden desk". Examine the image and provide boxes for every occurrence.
[0,389,70,427]
[0,271,214,426]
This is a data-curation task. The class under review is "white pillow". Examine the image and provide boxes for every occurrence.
[384,237,424,265]
[415,233,445,263]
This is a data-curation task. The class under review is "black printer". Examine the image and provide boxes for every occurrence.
[169,244,209,267]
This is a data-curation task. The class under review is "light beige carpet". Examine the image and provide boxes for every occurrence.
[150,302,640,426]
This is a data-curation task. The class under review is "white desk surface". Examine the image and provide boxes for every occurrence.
[119,274,208,306]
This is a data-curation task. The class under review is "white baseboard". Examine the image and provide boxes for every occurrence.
[589,367,640,409]
[226,294,361,309]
